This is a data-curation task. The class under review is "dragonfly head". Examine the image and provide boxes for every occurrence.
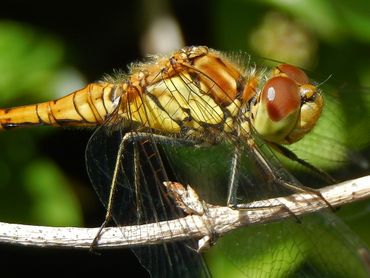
[250,64,323,144]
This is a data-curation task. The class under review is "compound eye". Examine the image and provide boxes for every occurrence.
[277,64,309,85]
[261,76,301,122]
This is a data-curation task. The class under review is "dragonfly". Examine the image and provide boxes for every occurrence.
[0,46,369,277]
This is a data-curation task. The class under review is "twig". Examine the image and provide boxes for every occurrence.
[0,175,369,250]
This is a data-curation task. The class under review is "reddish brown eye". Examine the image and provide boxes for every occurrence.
[262,76,301,121]
[277,64,309,85]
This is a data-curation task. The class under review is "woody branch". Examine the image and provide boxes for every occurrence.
[0,175,369,250]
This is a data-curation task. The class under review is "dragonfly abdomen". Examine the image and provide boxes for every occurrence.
[0,82,119,130]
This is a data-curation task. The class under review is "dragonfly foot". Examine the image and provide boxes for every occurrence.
[89,218,111,253]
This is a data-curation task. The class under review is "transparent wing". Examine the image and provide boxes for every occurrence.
[132,125,367,277]
[85,52,369,278]
[86,126,210,278]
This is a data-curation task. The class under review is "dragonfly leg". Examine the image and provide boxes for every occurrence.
[90,131,129,251]
[226,142,302,222]
[250,143,334,211]
[270,143,336,184]
[234,203,302,223]
[90,131,201,251]
[227,145,242,207]
[275,180,334,211]
[133,143,142,222]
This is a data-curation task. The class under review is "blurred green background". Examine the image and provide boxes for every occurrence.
[0,0,369,276]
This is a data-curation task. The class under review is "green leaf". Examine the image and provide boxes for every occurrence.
[22,158,83,226]
[0,21,64,103]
